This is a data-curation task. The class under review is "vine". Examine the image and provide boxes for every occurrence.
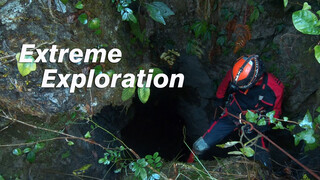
[215,107,320,179]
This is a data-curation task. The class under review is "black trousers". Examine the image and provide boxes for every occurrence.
[202,114,272,169]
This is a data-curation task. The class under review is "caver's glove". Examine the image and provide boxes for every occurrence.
[193,137,210,155]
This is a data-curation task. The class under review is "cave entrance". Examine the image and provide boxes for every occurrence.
[121,86,187,160]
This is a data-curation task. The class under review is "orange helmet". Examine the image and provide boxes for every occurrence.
[231,55,264,90]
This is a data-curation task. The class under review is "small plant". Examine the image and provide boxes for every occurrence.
[112,0,174,25]
[247,0,264,25]
[70,1,102,34]
[129,152,162,180]
[186,21,215,58]
[112,0,137,23]
[12,143,45,163]
[186,39,204,59]
[15,53,37,77]
[190,21,215,41]
[75,1,84,10]
[145,2,175,25]
[217,107,320,157]
[99,147,162,180]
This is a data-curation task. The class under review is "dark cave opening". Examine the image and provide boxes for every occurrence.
[120,85,187,161]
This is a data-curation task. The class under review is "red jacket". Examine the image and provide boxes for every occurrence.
[216,70,284,118]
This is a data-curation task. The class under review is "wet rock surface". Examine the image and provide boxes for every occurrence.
[0,0,133,118]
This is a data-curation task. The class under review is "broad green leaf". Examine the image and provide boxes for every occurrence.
[139,168,147,180]
[23,148,32,154]
[292,10,320,35]
[314,45,320,63]
[304,141,319,152]
[73,164,92,175]
[155,157,161,163]
[134,166,140,177]
[114,168,122,173]
[302,174,311,180]
[94,65,102,75]
[145,155,153,159]
[151,68,163,79]
[128,13,137,23]
[34,143,45,151]
[146,6,165,25]
[104,159,110,165]
[156,162,162,167]
[137,159,148,167]
[78,13,88,24]
[84,131,91,138]
[146,2,175,25]
[122,11,129,21]
[68,141,74,146]
[27,151,36,163]
[246,110,258,123]
[153,152,159,158]
[61,151,70,159]
[12,148,22,156]
[294,129,315,145]
[121,86,136,101]
[88,18,101,30]
[317,10,320,17]
[216,141,240,148]
[316,106,320,113]
[16,53,36,77]
[258,5,264,13]
[75,1,83,9]
[0,175,4,180]
[106,69,115,77]
[147,159,154,164]
[191,21,207,38]
[152,173,160,180]
[286,125,296,132]
[302,2,311,10]
[266,111,276,123]
[273,121,284,129]
[71,112,76,119]
[60,0,68,4]
[228,151,243,155]
[98,158,105,164]
[240,147,255,157]
[283,0,288,8]
[257,118,267,126]
[299,110,313,129]
[250,8,259,23]
[315,115,320,124]
[148,2,174,18]
[138,82,150,104]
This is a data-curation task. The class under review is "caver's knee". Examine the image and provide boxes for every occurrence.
[193,137,210,155]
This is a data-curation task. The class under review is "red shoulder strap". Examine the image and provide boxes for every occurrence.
[267,73,284,118]
[216,69,232,99]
